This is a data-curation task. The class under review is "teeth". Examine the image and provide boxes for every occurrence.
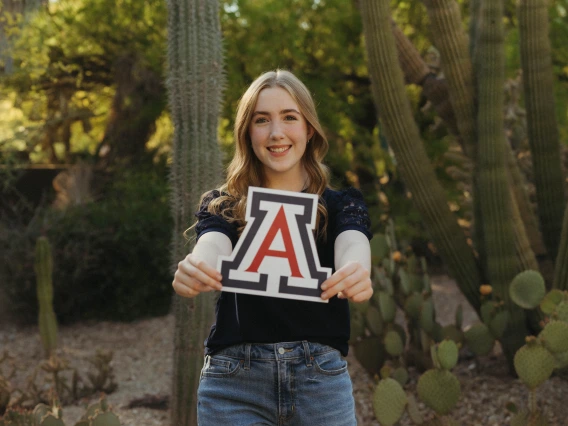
[268,146,289,153]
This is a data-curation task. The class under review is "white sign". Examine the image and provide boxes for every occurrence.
[217,187,332,303]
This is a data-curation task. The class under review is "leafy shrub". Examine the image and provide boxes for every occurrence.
[0,167,174,324]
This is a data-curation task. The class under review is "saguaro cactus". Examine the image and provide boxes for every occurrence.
[165,0,225,424]
[518,0,565,262]
[34,236,58,357]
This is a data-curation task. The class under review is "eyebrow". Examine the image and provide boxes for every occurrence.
[252,109,300,117]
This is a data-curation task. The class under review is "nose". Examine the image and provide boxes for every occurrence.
[269,122,284,140]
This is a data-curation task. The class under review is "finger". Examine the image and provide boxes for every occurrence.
[187,256,223,281]
[341,278,372,299]
[183,259,222,291]
[321,273,359,300]
[172,280,199,298]
[349,287,374,303]
[320,262,359,291]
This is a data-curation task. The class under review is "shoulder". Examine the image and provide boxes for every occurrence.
[196,190,232,217]
[194,190,238,244]
[322,187,366,210]
[322,187,372,240]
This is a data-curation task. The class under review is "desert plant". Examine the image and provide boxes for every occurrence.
[165,0,225,424]
[0,394,120,426]
[372,340,461,426]
[34,237,57,357]
[358,0,568,369]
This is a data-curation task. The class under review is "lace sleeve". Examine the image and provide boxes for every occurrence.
[194,190,238,246]
[332,187,372,240]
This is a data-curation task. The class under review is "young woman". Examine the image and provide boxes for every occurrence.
[172,69,373,426]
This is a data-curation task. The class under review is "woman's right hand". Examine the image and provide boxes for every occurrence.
[172,253,223,298]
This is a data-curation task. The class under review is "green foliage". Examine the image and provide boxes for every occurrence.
[0,167,172,324]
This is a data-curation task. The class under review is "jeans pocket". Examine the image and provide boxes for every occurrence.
[201,355,242,378]
[313,350,348,376]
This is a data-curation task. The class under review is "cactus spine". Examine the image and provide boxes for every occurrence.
[166,0,225,424]
[34,236,58,357]
[518,0,565,262]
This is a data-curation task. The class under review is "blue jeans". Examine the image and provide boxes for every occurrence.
[197,341,357,426]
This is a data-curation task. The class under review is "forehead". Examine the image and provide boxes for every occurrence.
[254,86,299,112]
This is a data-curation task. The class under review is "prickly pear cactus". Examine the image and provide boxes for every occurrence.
[464,323,495,356]
[437,339,459,370]
[513,337,555,389]
[510,270,546,309]
[76,395,120,426]
[417,369,460,416]
[372,377,407,426]
[538,320,568,354]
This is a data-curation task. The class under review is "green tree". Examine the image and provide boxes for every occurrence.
[1,0,167,166]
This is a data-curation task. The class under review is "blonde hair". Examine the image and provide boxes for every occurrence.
[199,69,330,237]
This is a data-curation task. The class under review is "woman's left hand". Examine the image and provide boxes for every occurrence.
[320,261,373,303]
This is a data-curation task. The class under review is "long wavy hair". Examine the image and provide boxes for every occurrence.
[199,69,330,237]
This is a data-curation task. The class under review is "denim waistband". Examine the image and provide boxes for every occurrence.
[211,341,338,369]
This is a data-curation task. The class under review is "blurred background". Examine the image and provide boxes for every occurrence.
[1,0,567,326]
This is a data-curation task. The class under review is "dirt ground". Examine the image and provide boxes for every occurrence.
[1,275,566,425]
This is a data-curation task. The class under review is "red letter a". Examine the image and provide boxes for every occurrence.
[245,206,303,277]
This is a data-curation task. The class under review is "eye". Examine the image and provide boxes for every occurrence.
[254,117,268,124]
[284,115,298,121]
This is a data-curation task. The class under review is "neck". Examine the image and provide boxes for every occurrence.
[264,169,309,192]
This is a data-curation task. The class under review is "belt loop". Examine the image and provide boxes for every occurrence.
[244,344,251,370]
[302,341,312,367]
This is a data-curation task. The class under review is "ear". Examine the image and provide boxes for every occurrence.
[307,125,315,141]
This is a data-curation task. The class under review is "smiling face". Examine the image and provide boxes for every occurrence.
[249,86,314,191]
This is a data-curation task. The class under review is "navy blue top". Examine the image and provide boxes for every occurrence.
[195,187,372,356]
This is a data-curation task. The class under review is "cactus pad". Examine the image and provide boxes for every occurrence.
[350,310,366,343]
[404,293,423,320]
[538,320,568,354]
[540,290,565,315]
[437,339,459,370]
[489,310,510,339]
[464,323,495,356]
[91,411,121,426]
[420,298,435,333]
[417,369,460,415]
[392,367,409,386]
[398,268,412,295]
[555,301,568,322]
[513,343,555,389]
[384,330,404,356]
[378,291,397,323]
[509,270,546,309]
[373,378,407,426]
[354,337,386,375]
[480,301,496,325]
[371,233,390,262]
[554,350,568,370]
[366,306,384,336]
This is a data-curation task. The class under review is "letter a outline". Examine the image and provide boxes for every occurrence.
[217,187,332,303]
